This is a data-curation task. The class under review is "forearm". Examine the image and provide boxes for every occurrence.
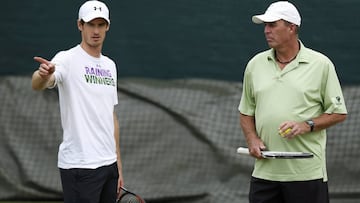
[239,113,258,143]
[239,113,265,157]
[113,111,124,190]
[279,113,347,138]
[113,112,122,172]
[311,113,347,132]
[31,70,55,90]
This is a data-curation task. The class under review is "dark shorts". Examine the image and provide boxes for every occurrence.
[249,176,329,203]
[60,162,119,203]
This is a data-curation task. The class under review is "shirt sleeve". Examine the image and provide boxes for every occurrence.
[238,64,256,116]
[322,61,347,114]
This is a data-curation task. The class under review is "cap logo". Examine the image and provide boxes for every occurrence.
[94,6,102,11]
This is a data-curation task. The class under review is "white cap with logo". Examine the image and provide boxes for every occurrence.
[252,1,301,26]
[78,0,110,24]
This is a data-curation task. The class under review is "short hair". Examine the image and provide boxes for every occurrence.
[284,20,300,34]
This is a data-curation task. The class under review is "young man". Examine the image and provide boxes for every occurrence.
[31,1,123,202]
[238,1,347,203]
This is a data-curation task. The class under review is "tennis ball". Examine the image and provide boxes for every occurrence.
[279,128,292,137]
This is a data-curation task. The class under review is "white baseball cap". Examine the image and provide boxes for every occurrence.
[78,0,110,24]
[252,1,301,26]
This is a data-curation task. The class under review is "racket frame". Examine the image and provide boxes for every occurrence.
[118,186,145,203]
[237,147,314,159]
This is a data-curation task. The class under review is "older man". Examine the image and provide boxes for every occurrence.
[238,1,347,203]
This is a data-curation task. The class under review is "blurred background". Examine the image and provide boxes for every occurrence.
[1,0,359,202]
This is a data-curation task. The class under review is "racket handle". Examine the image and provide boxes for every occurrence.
[237,147,250,155]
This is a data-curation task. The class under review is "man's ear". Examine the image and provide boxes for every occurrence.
[77,20,83,31]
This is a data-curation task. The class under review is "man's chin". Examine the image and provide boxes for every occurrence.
[266,40,274,46]
[89,41,102,48]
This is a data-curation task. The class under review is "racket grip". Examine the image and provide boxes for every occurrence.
[237,147,250,155]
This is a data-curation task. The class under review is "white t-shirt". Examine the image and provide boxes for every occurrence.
[51,45,118,169]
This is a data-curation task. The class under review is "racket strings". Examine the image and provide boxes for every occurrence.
[118,193,144,203]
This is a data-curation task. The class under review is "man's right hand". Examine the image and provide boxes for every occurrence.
[32,56,56,90]
[34,56,55,80]
[247,138,266,159]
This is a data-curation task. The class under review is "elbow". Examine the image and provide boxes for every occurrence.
[334,113,347,124]
[339,114,347,123]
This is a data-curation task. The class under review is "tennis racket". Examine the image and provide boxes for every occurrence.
[117,186,146,203]
[237,147,313,159]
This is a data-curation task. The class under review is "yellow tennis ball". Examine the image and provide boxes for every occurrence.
[279,128,292,137]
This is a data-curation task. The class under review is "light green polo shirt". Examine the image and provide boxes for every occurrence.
[238,41,347,182]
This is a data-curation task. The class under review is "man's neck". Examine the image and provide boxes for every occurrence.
[80,42,102,58]
[275,40,300,63]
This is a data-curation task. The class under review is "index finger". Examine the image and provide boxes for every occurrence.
[34,56,50,65]
[279,122,291,130]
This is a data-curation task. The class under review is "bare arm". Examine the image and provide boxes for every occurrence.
[239,113,266,158]
[311,113,347,131]
[31,56,56,90]
[279,113,347,139]
[113,111,124,198]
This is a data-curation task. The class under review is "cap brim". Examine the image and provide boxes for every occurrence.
[82,13,110,24]
[252,14,281,24]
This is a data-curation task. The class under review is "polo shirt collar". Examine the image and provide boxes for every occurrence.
[267,40,309,64]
